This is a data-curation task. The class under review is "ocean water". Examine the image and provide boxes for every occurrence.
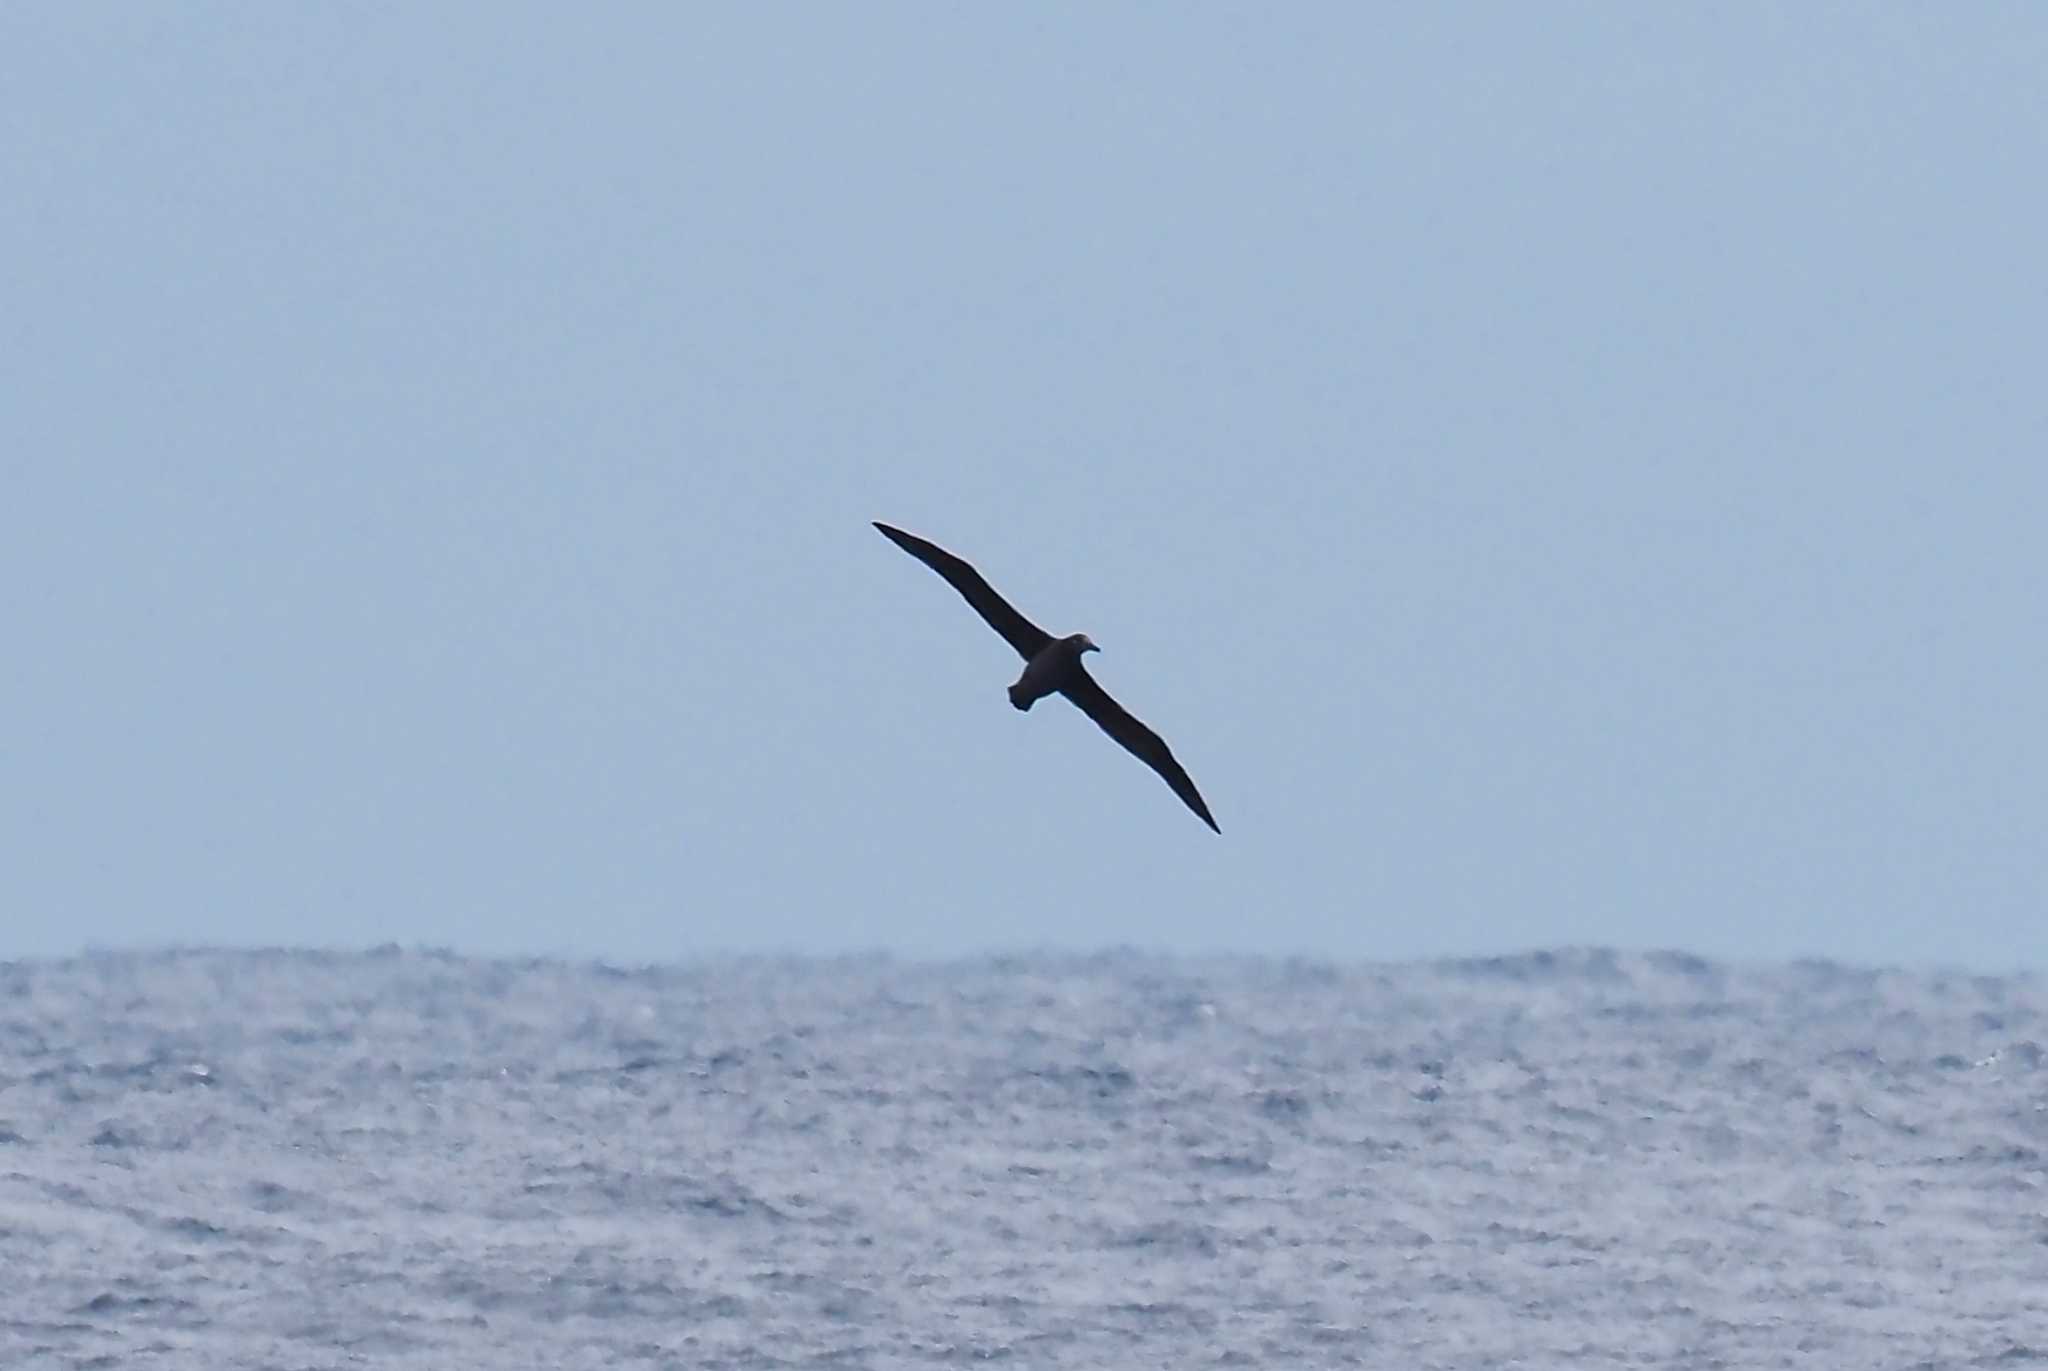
[1,947,2044,1369]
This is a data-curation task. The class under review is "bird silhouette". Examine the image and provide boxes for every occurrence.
[874,522,1219,833]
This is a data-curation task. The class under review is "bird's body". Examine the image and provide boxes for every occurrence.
[873,521,1219,833]
[1007,633,1097,711]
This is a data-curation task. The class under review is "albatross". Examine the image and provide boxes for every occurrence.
[873,521,1220,833]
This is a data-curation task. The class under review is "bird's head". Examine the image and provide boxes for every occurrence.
[1070,633,1100,655]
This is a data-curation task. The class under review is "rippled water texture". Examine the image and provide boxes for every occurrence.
[2,947,2044,1368]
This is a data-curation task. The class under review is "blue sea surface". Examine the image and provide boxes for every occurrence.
[1,947,2044,1368]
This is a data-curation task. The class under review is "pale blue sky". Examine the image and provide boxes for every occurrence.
[5,6,2043,968]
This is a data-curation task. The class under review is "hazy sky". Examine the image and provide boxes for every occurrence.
[6,6,2044,968]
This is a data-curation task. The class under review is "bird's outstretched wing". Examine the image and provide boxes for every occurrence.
[873,523,1054,661]
[1060,664,1219,833]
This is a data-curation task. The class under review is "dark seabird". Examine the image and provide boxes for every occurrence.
[873,521,1220,833]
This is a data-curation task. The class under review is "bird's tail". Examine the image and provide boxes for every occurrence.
[1007,683,1035,711]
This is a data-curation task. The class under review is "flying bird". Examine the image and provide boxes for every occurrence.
[873,521,1219,833]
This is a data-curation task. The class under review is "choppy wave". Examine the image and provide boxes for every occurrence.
[1,946,2043,1367]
